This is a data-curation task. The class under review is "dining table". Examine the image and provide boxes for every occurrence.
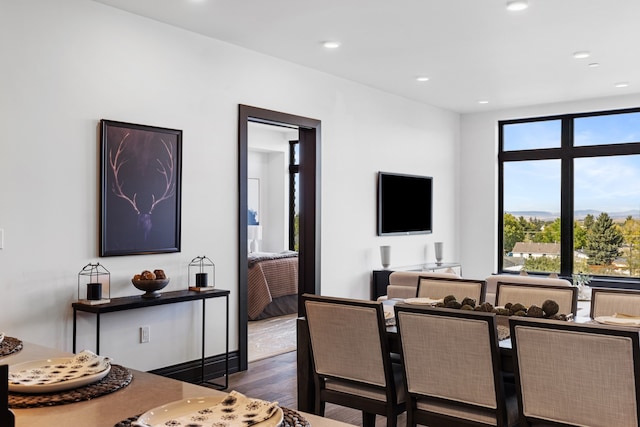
[296,298,593,414]
[2,340,355,427]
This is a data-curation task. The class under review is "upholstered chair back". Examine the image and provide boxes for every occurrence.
[386,270,460,300]
[510,317,640,427]
[395,306,518,426]
[590,287,640,318]
[484,274,572,305]
[305,298,387,387]
[495,281,577,315]
[417,276,486,304]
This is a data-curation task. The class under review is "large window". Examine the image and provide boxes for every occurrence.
[499,108,640,286]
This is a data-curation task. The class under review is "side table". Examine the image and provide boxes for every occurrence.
[72,288,230,389]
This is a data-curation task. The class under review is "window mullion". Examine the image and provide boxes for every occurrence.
[560,118,574,278]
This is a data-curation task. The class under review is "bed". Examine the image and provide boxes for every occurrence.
[247,251,298,320]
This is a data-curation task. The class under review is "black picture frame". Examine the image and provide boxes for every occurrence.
[100,120,182,256]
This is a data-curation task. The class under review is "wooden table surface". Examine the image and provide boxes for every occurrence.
[2,341,354,427]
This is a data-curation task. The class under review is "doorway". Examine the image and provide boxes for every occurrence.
[238,105,321,371]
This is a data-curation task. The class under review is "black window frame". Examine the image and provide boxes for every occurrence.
[498,106,640,289]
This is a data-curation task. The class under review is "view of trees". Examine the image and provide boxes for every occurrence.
[503,212,640,277]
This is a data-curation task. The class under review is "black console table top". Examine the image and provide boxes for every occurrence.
[72,289,230,313]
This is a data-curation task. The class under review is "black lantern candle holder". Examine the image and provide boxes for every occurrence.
[188,255,215,291]
[77,262,110,304]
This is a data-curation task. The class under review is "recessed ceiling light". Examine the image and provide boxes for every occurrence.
[322,41,341,49]
[615,82,630,88]
[416,76,430,82]
[588,62,600,68]
[478,100,490,104]
[573,51,591,59]
[506,0,528,11]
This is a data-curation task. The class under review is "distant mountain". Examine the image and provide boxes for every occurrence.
[506,211,558,220]
[574,210,602,220]
[607,210,640,220]
[507,209,640,221]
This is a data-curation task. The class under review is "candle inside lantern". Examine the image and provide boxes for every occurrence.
[87,283,102,300]
[196,272,208,287]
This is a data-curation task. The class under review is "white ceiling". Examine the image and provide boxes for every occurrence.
[93,0,640,114]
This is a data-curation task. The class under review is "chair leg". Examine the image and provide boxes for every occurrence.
[406,407,416,427]
[386,413,397,427]
[314,379,325,416]
[363,412,376,427]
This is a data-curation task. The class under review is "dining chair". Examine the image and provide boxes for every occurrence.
[484,274,572,305]
[590,287,640,318]
[416,276,486,304]
[302,294,406,427]
[383,270,460,300]
[509,317,640,427]
[495,281,578,316]
[394,305,519,427]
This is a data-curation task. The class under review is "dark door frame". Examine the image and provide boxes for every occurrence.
[238,105,321,371]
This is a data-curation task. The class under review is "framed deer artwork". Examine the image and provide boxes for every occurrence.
[100,120,182,256]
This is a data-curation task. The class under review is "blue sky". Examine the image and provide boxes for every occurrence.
[503,112,640,215]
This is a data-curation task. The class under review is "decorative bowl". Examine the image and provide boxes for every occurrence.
[132,278,170,299]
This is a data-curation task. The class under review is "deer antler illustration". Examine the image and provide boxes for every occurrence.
[148,140,175,214]
[109,133,175,241]
[109,132,140,214]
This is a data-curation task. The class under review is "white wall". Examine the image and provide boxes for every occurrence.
[459,93,640,281]
[0,0,460,370]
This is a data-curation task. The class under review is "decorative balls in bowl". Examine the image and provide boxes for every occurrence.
[132,269,169,299]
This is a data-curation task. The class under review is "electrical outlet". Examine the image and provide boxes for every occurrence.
[140,325,150,343]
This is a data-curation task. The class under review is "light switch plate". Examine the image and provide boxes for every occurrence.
[140,325,150,343]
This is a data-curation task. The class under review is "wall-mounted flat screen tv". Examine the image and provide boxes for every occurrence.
[377,172,433,236]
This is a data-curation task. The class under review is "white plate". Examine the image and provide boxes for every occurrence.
[594,315,640,326]
[135,395,284,427]
[404,297,442,305]
[8,351,111,393]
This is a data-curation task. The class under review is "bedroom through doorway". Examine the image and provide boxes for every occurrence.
[246,121,299,361]
[239,105,321,372]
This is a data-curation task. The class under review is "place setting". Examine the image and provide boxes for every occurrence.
[7,349,132,408]
[114,390,310,427]
[593,312,640,327]
[403,297,443,306]
[383,298,444,326]
[0,332,23,358]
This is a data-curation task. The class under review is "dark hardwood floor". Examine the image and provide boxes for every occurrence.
[218,350,407,427]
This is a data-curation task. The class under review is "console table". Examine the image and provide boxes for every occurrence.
[372,262,461,299]
[72,288,230,389]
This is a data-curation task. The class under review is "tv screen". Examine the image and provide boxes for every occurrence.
[377,172,433,236]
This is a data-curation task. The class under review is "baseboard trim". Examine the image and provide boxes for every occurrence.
[150,350,240,384]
